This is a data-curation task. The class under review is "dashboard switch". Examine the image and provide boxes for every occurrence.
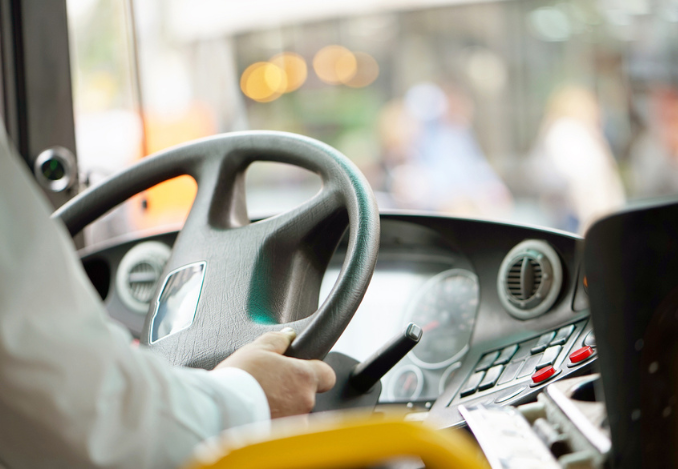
[532,365,556,384]
[497,360,524,385]
[537,345,562,369]
[478,365,504,391]
[511,343,532,362]
[494,344,518,365]
[475,351,500,371]
[517,354,543,379]
[531,332,556,354]
[569,346,594,364]
[550,325,575,346]
[460,371,486,397]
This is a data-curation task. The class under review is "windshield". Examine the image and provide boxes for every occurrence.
[66,0,678,244]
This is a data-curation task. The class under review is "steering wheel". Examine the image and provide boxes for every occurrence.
[53,131,380,369]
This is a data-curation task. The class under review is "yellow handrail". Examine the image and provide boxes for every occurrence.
[187,413,489,469]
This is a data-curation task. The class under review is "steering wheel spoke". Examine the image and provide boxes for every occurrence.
[257,185,345,251]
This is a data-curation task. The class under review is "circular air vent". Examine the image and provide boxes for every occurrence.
[497,240,563,320]
[116,241,171,315]
[128,261,160,303]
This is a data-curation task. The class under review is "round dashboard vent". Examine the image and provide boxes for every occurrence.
[128,261,161,303]
[507,256,542,301]
[498,240,563,320]
[116,241,171,315]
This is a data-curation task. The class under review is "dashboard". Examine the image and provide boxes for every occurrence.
[79,212,595,428]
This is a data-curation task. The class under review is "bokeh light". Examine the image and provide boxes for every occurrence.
[313,45,357,85]
[465,49,506,96]
[529,7,572,42]
[240,62,288,102]
[344,51,379,88]
[270,52,308,93]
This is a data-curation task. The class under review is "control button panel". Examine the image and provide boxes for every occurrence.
[453,320,590,404]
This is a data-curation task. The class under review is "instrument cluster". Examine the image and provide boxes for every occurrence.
[326,258,481,405]
[383,268,480,403]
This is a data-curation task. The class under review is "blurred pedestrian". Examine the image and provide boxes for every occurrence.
[529,86,625,233]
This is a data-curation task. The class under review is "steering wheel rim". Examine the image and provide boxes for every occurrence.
[53,131,380,368]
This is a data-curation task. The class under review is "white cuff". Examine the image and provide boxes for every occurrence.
[205,367,271,429]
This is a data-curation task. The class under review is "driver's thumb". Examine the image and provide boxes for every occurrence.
[252,327,297,354]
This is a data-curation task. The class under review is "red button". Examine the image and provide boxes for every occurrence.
[532,365,556,384]
[569,346,594,364]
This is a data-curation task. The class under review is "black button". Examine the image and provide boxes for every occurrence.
[531,332,556,354]
[494,344,518,365]
[536,345,562,369]
[550,325,575,346]
[460,371,486,397]
[497,360,525,386]
[478,365,504,391]
[475,351,500,371]
[584,331,596,347]
[517,354,543,378]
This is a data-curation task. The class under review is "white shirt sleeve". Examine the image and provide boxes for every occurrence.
[0,136,270,469]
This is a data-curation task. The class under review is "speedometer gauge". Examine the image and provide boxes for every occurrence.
[407,269,479,369]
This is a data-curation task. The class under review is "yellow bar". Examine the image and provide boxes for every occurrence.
[187,413,489,469]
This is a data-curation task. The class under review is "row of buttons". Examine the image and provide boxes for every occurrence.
[535,342,596,384]
[530,324,574,354]
[460,346,562,397]
[460,323,579,398]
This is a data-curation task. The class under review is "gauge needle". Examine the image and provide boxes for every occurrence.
[404,374,415,390]
[422,320,440,332]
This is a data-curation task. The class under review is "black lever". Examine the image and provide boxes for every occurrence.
[349,323,423,393]
[313,323,423,412]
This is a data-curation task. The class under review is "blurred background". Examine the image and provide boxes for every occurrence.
[65,0,678,244]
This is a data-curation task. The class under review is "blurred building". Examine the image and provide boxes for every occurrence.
[66,0,678,242]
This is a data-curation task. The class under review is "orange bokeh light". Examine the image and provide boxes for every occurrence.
[240,62,288,102]
[344,51,379,88]
[270,52,308,93]
[313,45,357,85]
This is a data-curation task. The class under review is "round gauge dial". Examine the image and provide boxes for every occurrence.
[439,362,462,395]
[388,365,424,401]
[408,269,479,369]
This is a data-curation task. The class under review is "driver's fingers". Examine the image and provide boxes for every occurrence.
[251,328,297,354]
[307,359,336,393]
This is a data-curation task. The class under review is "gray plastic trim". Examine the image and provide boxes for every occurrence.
[497,239,563,320]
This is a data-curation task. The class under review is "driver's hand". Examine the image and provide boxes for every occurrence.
[213,328,336,418]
